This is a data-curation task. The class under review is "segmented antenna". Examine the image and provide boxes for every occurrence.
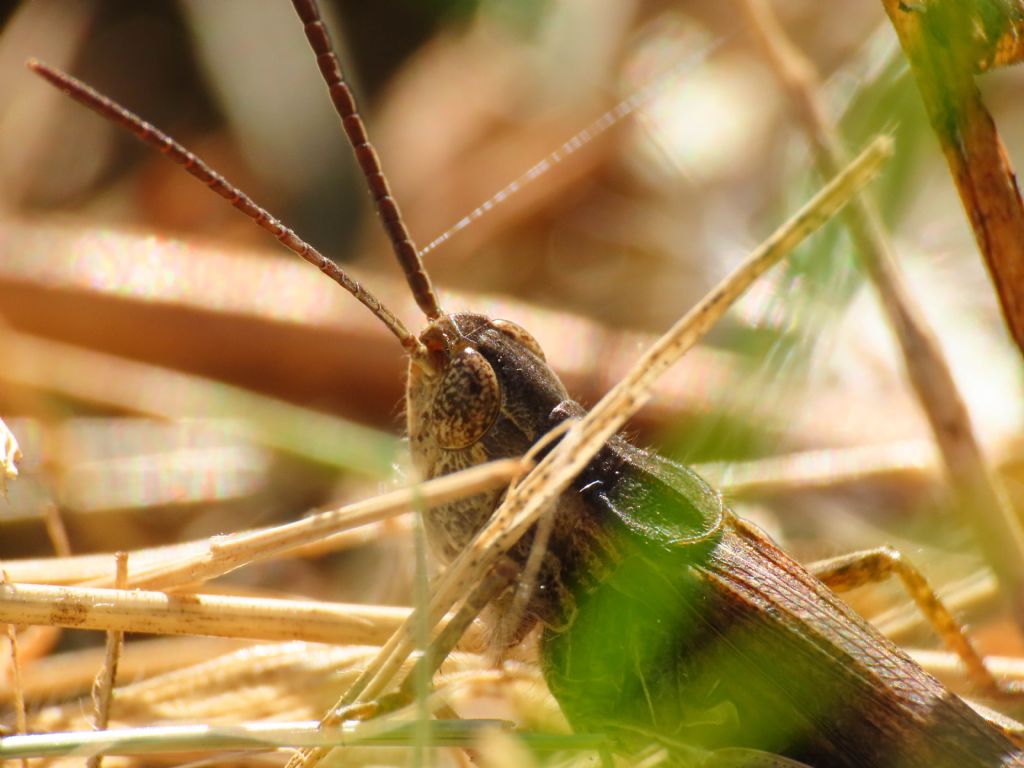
[419,35,720,258]
[27,59,428,361]
[291,0,442,321]
[419,80,668,258]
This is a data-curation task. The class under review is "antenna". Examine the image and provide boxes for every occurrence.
[26,59,430,363]
[419,83,664,259]
[419,35,722,258]
[291,0,442,321]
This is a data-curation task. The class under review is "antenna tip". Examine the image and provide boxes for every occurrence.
[25,58,59,85]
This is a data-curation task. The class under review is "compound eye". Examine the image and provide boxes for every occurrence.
[432,347,501,450]
[492,319,546,361]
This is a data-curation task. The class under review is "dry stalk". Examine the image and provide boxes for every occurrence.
[132,460,528,593]
[0,582,474,646]
[29,642,386,731]
[41,503,71,558]
[0,626,60,667]
[737,0,1024,627]
[0,717,513,760]
[86,552,127,768]
[695,439,938,496]
[8,647,564,760]
[4,524,390,585]
[1,569,28,768]
[1,458,522,589]
[0,636,244,703]
[124,458,526,590]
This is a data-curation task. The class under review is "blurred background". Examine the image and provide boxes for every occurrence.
[2,0,1024,740]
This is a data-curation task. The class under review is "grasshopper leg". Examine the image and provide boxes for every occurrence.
[809,546,1023,699]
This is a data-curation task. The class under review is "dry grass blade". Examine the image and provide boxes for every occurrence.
[0,636,244,703]
[1,570,28,768]
[879,0,1024,353]
[85,552,126,768]
[695,439,938,496]
[119,457,525,590]
[4,526,389,586]
[739,0,1024,628]
[0,718,519,760]
[0,582,459,646]
[1,457,522,590]
[287,135,892,768]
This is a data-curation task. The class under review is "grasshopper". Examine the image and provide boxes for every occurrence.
[23,1,1024,766]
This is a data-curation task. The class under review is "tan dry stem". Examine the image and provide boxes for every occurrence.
[695,439,939,496]
[0,636,244,704]
[2,569,29,768]
[41,503,71,558]
[1,458,523,590]
[123,457,525,591]
[4,525,391,586]
[738,0,1024,630]
[85,553,128,768]
[0,582,486,646]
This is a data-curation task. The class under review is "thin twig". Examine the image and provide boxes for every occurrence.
[127,458,523,590]
[40,503,72,558]
[0,718,566,760]
[0,582,488,646]
[880,2,1024,350]
[4,523,394,586]
[1,569,29,768]
[1,458,523,590]
[737,0,1024,629]
[86,552,128,768]
[695,439,938,496]
[0,636,243,703]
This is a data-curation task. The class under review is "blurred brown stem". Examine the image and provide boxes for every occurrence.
[86,551,127,768]
[880,1,1024,354]
[737,0,1024,630]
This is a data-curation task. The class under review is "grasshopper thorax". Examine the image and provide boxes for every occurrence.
[407,311,570,563]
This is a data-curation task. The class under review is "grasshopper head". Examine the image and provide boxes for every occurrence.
[407,312,570,562]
